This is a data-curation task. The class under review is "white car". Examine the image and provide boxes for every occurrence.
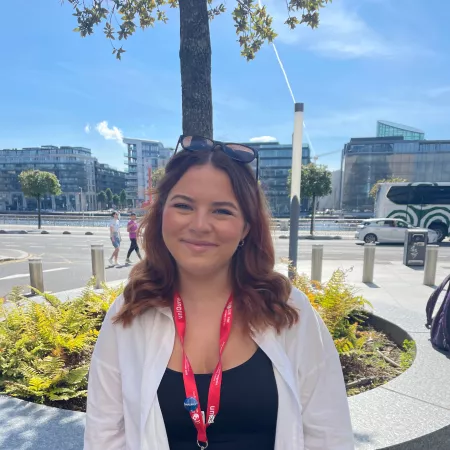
[355,218,438,244]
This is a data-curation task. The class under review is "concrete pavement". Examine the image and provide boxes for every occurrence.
[0,233,131,296]
[278,258,450,449]
[2,233,450,296]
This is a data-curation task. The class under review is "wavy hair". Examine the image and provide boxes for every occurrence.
[114,148,299,333]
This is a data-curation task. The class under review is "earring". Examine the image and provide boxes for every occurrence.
[238,239,245,247]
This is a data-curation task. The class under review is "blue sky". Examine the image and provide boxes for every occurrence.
[1,0,449,171]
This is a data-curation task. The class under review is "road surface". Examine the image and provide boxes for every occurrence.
[1,232,450,297]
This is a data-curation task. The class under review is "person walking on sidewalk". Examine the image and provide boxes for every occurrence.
[108,211,121,266]
[125,212,141,264]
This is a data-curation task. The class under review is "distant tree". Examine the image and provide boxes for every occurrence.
[19,170,62,229]
[62,0,330,138]
[302,164,332,235]
[97,191,107,210]
[119,189,127,208]
[288,164,332,235]
[112,194,120,208]
[369,177,408,200]
[105,188,113,208]
[151,167,166,189]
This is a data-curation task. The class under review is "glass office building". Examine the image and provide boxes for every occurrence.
[0,146,98,211]
[94,162,126,196]
[340,137,450,212]
[377,120,425,140]
[244,142,311,218]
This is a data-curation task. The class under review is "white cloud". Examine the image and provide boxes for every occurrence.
[249,136,278,143]
[264,0,426,60]
[95,121,125,146]
[84,123,91,134]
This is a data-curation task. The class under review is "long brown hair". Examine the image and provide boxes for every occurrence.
[114,148,299,332]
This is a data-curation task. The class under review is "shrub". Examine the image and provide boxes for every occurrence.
[291,269,372,354]
[0,282,123,409]
[400,339,416,370]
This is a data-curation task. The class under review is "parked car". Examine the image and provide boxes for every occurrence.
[355,218,438,244]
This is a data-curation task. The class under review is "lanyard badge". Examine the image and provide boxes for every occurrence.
[173,293,233,449]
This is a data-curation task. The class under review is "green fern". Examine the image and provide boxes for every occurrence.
[292,269,371,355]
[0,282,124,408]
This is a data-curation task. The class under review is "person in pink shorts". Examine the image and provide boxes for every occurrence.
[125,212,142,264]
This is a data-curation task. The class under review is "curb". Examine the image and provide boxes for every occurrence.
[0,229,96,236]
[279,234,344,240]
[0,250,29,263]
[0,230,28,234]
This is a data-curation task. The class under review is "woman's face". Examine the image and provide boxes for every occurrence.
[113,213,118,220]
[162,164,248,278]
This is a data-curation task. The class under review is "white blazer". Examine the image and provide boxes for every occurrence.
[84,287,355,450]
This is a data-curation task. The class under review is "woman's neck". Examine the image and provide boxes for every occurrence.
[177,267,232,313]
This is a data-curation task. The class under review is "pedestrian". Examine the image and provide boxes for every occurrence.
[108,211,121,266]
[125,212,142,264]
[85,136,354,450]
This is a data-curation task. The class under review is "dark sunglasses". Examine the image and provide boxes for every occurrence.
[174,135,259,179]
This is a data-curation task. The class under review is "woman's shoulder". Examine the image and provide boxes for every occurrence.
[105,293,169,333]
[288,286,311,309]
[287,286,318,326]
[283,286,332,353]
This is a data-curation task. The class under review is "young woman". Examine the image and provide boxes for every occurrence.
[108,211,121,266]
[85,136,354,450]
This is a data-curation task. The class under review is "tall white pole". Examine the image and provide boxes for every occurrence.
[288,103,304,279]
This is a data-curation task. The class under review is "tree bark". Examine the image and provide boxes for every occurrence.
[310,195,316,235]
[179,0,213,138]
[37,194,41,230]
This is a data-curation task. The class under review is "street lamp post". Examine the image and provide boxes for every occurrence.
[288,103,304,279]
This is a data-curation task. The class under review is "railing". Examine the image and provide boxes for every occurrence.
[0,215,110,228]
[0,214,362,231]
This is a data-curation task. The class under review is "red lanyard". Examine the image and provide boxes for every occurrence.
[173,292,233,448]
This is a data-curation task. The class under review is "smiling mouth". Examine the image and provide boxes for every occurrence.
[181,239,218,247]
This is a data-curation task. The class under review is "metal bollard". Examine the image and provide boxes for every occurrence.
[423,245,439,286]
[91,244,106,289]
[29,257,44,294]
[311,244,323,283]
[362,244,376,283]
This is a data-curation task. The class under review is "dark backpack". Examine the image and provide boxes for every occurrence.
[426,274,450,352]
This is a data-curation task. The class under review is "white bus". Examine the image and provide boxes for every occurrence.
[374,182,450,242]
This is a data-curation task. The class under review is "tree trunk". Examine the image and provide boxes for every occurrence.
[179,0,213,138]
[37,194,41,230]
[310,195,316,235]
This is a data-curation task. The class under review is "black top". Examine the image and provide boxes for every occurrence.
[157,347,278,450]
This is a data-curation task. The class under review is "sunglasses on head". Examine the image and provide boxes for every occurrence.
[174,135,259,179]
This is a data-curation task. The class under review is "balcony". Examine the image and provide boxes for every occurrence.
[124,152,137,158]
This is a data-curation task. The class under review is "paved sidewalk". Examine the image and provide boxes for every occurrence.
[282,258,450,449]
